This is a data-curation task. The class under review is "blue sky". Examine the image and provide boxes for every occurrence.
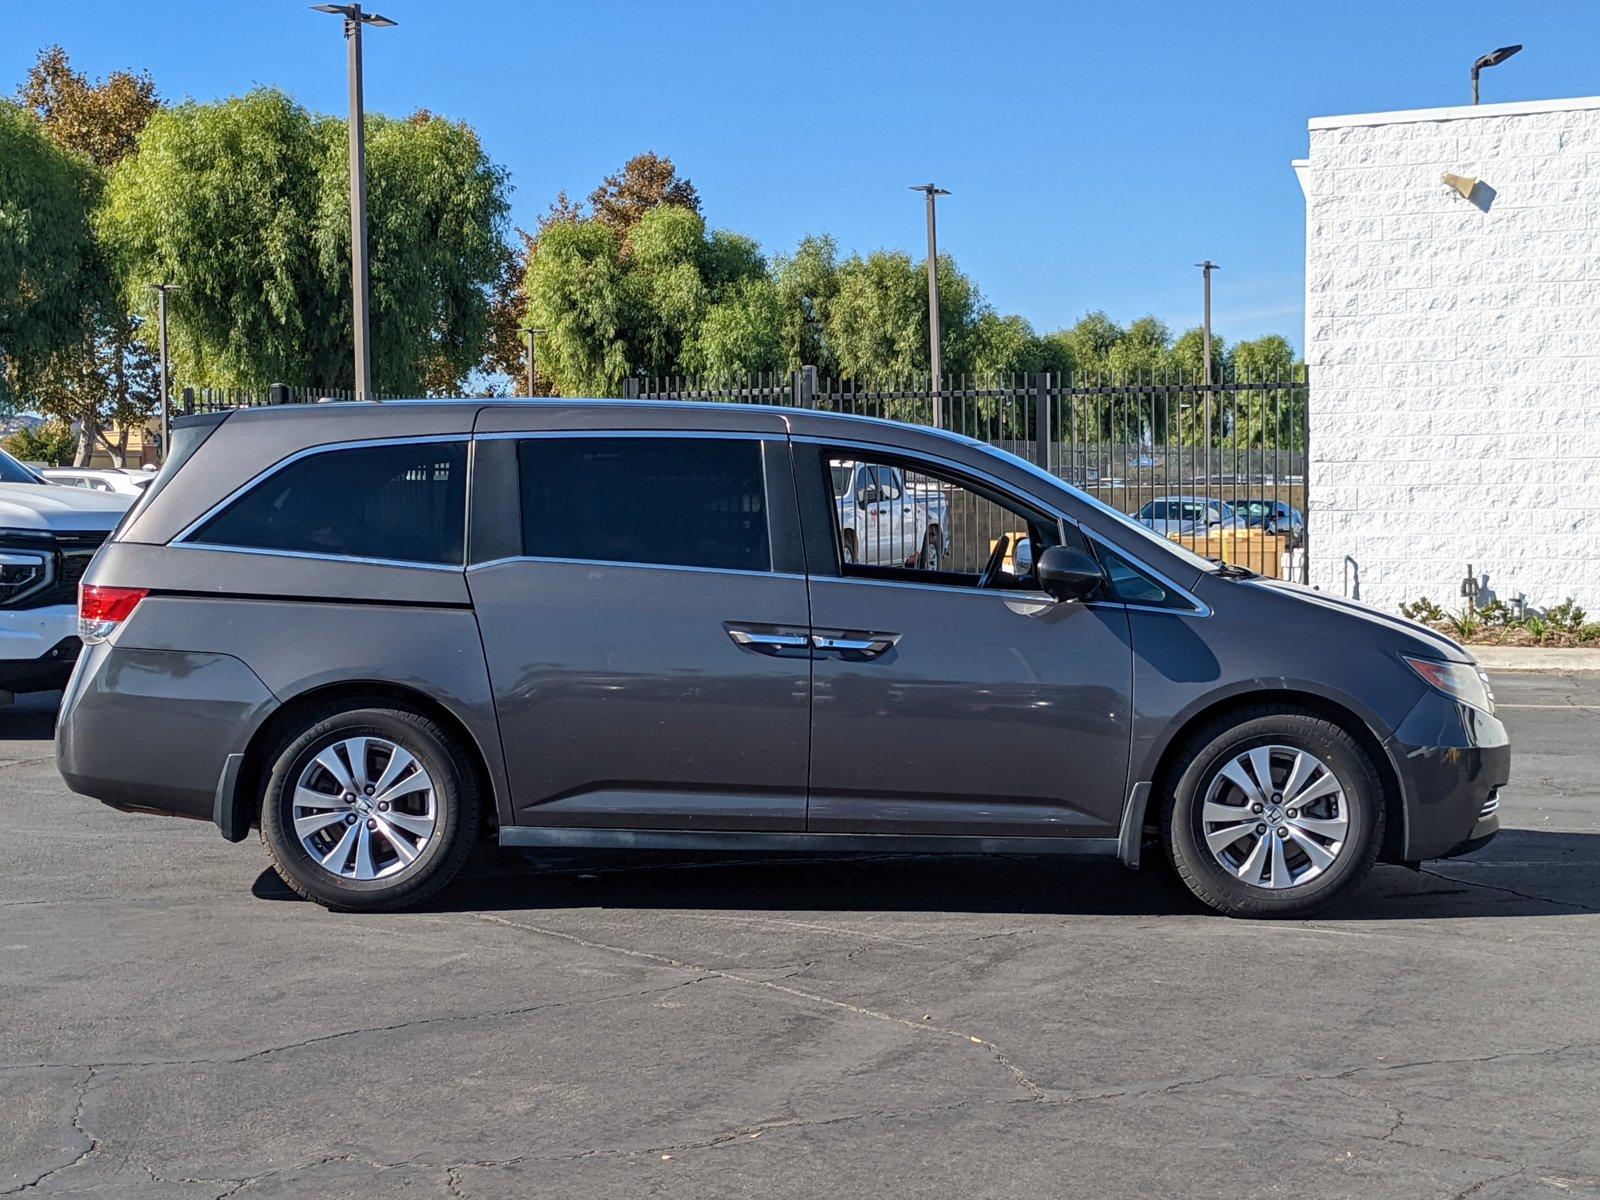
[6,1,1596,353]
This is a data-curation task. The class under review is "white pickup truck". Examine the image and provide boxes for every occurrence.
[830,459,951,569]
[0,447,132,703]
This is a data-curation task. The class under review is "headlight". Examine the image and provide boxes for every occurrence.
[0,550,51,606]
[1401,655,1495,715]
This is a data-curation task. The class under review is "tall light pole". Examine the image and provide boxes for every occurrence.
[1195,260,1219,490]
[313,3,396,401]
[149,282,178,463]
[523,327,545,397]
[1471,44,1522,104]
[1194,261,1219,385]
[911,183,949,426]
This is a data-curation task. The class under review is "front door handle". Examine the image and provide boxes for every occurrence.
[812,631,900,659]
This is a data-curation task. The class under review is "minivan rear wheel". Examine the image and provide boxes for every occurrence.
[260,704,480,911]
[1164,708,1384,918]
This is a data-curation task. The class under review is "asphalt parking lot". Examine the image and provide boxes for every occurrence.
[3,673,1598,1200]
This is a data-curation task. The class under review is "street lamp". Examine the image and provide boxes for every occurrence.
[312,3,397,401]
[1471,44,1522,104]
[148,282,178,463]
[910,183,949,426]
[522,327,545,397]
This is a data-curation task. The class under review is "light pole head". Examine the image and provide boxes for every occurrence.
[1194,261,1220,272]
[910,183,950,196]
[1471,44,1521,102]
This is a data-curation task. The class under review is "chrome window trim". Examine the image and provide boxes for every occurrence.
[474,429,785,442]
[172,434,471,566]
[467,554,805,583]
[812,573,1055,603]
[171,541,465,574]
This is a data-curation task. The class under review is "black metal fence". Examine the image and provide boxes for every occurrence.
[628,369,1309,580]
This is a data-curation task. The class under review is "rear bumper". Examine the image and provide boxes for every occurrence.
[56,642,277,821]
[1387,690,1510,861]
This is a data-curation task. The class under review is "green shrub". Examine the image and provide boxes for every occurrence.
[1400,597,1446,624]
[1578,623,1600,645]
[2,422,78,467]
[1448,608,1482,639]
[1477,599,1514,627]
[1525,615,1549,643]
[1544,598,1587,634]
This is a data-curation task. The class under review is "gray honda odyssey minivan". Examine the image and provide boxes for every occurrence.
[56,400,1507,917]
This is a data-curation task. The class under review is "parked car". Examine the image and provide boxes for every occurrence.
[1236,499,1306,546]
[831,459,951,568]
[55,401,1505,918]
[39,467,157,497]
[1135,495,1236,537]
[0,447,133,701]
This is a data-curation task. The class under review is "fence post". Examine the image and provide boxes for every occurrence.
[799,364,817,409]
[269,382,290,406]
[624,377,640,399]
[181,387,195,417]
[1033,372,1051,473]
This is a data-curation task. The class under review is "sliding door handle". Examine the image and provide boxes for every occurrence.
[812,632,900,658]
[726,625,810,653]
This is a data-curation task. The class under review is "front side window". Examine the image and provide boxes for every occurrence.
[822,448,1062,589]
[518,436,771,573]
[191,440,467,566]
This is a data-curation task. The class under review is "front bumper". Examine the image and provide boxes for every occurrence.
[0,603,81,693]
[1387,689,1509,861]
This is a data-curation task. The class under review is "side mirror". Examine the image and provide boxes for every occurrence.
[1036,546,1103,603]
[856,485,882,506]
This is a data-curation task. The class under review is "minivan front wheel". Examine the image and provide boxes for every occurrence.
[1165,709,1384,918]
[260,704,480,910]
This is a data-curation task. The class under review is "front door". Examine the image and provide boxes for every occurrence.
[469,427,813,831]
[799,442,1134,837]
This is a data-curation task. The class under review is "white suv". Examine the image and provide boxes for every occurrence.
[0,448,133,703]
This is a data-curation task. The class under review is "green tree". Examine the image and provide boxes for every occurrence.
[17,47,162,463]
[99,89,509,396]
[773,235,840,374]
[825,251,978,382]
[685,276,785,378]
[3,420,78,465]
[523,218,635,396]
[0,101,98,412]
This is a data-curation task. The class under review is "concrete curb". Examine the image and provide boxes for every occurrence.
[1471,646,1600,673]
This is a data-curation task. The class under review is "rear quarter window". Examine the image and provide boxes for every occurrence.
[189,439,467,566]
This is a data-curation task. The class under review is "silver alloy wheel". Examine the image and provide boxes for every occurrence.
[1200,743,1349,890]
[292,736,438,881]
[918,530,941,570]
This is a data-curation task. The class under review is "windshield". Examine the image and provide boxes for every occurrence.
[975,442,1218,575]
[829,463,855,494]
[0,447,44,484]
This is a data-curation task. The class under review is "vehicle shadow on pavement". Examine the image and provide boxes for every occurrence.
[250,827,1600,921]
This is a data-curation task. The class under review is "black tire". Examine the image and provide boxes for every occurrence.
[1164,707,1384,918]
[841,530,858,565]
[260,703,480,911]
[917,526,942,570]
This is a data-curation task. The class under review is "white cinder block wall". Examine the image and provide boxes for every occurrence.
[1296,97,1600,614]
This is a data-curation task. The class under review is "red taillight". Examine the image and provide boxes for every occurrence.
[78,584,148,643]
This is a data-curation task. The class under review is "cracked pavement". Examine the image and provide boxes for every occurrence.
[2,672,1597,1199]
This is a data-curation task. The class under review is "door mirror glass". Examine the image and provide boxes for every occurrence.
[1036,546,1103,602]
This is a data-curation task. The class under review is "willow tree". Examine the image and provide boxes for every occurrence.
[99,89,508,395]
[0,101,98,411]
